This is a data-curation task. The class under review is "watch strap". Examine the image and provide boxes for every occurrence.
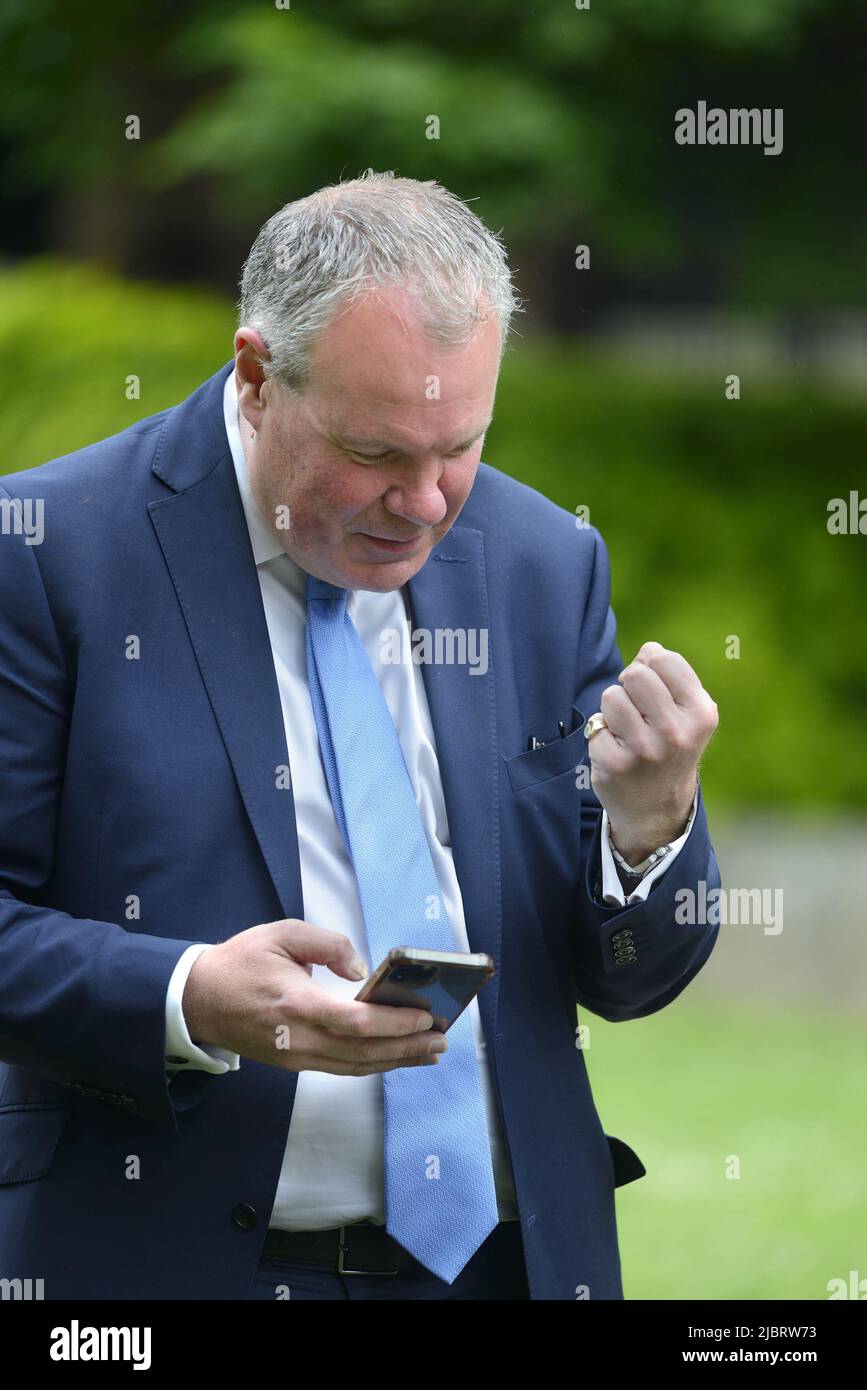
[609,839,673,877]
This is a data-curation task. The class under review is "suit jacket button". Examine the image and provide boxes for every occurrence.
[232,1204,257,1231]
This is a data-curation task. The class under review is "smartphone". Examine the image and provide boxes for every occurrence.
[354,947,495,1033]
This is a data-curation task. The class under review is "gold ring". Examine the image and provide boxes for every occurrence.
[584,712,608,740]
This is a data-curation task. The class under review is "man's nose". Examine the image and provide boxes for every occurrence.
[382,478,449,529]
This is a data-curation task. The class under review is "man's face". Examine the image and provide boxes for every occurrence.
[234,286,501,591]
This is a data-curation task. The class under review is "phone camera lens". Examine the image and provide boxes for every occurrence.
[390,964,439,987]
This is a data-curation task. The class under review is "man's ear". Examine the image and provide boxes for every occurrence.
[234,328,271,431]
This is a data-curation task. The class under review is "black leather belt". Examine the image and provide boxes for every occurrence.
[262,1221,421,1276]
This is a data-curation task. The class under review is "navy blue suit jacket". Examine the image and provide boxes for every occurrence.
[0,361,719,1299]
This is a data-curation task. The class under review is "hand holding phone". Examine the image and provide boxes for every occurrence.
[182,918,450,1077]
[355,948,494,1033]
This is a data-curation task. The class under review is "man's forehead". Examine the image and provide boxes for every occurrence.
[316,398,492,451]
[306,287,502,397]
[319,411,494,455]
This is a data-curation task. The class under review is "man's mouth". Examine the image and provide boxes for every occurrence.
[358,532,424,553]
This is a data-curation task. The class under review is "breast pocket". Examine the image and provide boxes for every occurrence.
[0,1106,73,1185]
[503,702,590,792]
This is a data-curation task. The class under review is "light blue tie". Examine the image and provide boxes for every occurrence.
[305,573,499,1284]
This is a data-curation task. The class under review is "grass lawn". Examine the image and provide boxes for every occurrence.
[583,999,867,1300]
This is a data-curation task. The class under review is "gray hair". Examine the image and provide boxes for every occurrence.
[237,170,523,393]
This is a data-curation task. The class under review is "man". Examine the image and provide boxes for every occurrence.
[0,171,719,1301]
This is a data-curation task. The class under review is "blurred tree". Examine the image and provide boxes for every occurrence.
[0,0,862,320]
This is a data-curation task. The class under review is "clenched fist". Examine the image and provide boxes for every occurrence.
[587,641,718,864]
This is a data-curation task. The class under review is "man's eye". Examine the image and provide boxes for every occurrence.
[349,443,478,463]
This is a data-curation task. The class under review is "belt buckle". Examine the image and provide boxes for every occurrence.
[336,1224,400,1277]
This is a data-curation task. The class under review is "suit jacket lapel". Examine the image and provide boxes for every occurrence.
[147,366,305,922]
[407,527,503,1040]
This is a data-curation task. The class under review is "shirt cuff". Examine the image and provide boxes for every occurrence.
[165,943,241,1075]
[599,787,700,907]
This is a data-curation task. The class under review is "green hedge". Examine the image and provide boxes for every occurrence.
[490,341,867,812]
[2,259,864,809]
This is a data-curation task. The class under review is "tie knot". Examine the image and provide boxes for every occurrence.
[306,572,349,615]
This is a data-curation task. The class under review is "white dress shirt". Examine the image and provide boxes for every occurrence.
[162,370,695,1231]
